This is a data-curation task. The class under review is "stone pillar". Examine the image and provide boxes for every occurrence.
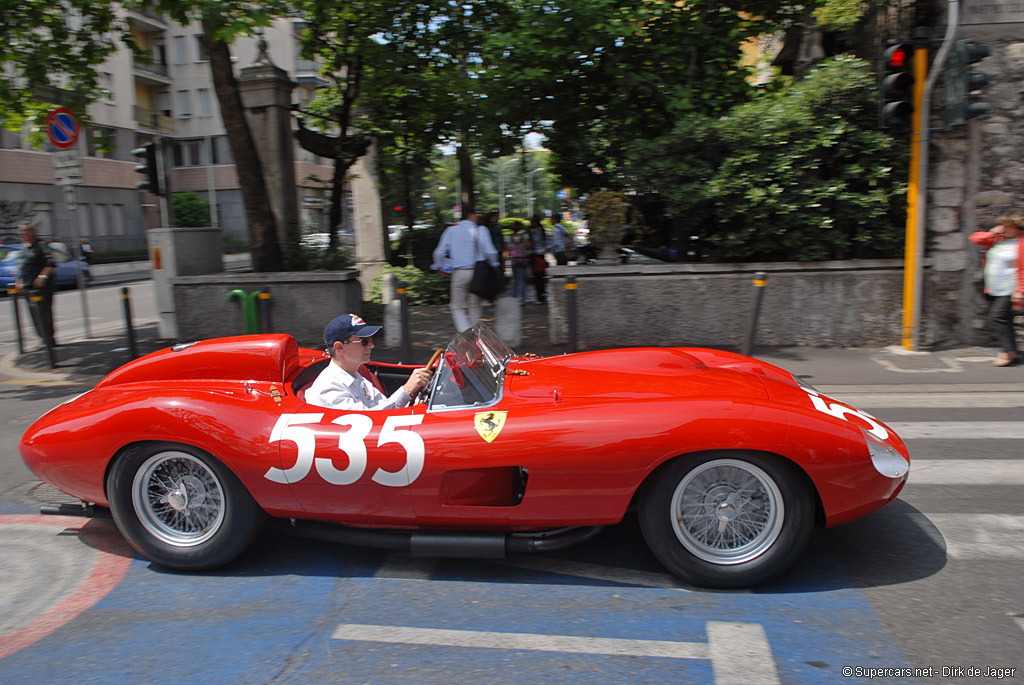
[237,41,298,250]
[351,139,388,291]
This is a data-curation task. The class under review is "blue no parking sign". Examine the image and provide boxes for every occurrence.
[46,108,80,149]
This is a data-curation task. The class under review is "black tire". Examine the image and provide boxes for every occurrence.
[638,451,814,589]
[107,442,265,571]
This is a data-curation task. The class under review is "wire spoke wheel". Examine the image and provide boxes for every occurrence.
[132,451,226,547]
[639,452,814,588]
[670,459,784,565]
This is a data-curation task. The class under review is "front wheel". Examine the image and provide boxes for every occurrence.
[639,452,814,588]
[107,442,265,571]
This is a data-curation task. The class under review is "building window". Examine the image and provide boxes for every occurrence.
[173,35,187,65]
[31,203,54,234]
[177,90,191,118]
[197,88,211,117]
[158,92,172,118]
[111,205,125,237]
[100,72,114,104]
[188,141,202,166]
[195,34,210,62]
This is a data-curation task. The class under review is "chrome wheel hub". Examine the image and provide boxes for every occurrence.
[132,451,225,547]
[670,459,784,565]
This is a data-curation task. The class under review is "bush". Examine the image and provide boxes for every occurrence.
[172,192,212,228]
[368,265,450,305]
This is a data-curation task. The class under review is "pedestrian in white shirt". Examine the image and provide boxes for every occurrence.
[306,314,432,410]
[551,216,571,265]
[432,208,500,332]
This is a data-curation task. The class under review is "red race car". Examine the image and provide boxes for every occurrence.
[20,323,909,588]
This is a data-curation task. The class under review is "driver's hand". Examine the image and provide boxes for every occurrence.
[403,367,433,397]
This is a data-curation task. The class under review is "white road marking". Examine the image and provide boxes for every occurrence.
[708,622,781,685]
[1012,614,1024,637]
[909,459,1024,485]
[331,621,780,682]
[909,514,1024,559]
[889,421,1024,439]
[831,393,1024,409]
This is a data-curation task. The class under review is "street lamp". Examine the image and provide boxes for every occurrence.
[497,158,516,219]
[527,167,545,219]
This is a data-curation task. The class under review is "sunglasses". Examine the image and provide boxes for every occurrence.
[342,337,373,346]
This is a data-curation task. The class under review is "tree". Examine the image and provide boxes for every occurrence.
[1,1,133,133]
[149,0,284,271]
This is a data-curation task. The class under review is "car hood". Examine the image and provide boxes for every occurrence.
[507,347,778,402]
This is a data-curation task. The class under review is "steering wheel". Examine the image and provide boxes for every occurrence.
[414,349,445,404]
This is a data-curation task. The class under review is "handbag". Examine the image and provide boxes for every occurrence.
[469,226,500,302]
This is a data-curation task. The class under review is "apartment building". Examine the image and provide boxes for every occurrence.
[0,9,339,253]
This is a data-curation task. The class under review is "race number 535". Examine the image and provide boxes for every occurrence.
[264,413,425,486]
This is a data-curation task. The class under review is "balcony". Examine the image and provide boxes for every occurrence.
[127,9,168,33]
[134,105,176,134]
[133,58,171,87]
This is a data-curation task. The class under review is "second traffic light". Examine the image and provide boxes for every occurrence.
[881,42,915,130]
[132,142,162,195]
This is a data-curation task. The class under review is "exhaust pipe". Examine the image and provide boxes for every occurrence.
[278,519,604,559]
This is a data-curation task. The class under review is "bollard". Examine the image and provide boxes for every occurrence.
[258,288,273,333]
[397,281,412,363]
[228,289,262,334]
[741,272,768,357]
[121,287,137,360]
[9,287,25,355]
[566,277,578,353]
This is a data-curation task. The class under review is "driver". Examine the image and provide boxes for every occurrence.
[306,314,432,410]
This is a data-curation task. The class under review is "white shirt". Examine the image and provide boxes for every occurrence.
[985,238,1020,296]
[432,220,499,271]
[306,362,411,410]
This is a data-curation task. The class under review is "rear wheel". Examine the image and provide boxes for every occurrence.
[639,452,814,588]
[107,442,264,571]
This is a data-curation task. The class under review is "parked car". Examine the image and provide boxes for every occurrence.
[0,244,88,292]
[20,323,910,588]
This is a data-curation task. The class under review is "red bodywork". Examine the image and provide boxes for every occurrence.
[20,334,909,533]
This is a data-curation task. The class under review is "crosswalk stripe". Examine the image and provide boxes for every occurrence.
[331,621,781,682]
[909,514,1024,559]
[909,459,1024,485]
[831,393,1024,409]
[889,422,1024,439]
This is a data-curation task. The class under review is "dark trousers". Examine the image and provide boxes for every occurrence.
[531,271,547,303]
[988,294,1018,354]
[25,287,56,347]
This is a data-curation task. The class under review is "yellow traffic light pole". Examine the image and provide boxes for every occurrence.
[901,4,959,351]
[901,45,928,350]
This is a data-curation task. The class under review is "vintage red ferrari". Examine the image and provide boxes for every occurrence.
[20,323,909,588]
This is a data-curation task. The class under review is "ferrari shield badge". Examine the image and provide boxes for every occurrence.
[474,411,508,443]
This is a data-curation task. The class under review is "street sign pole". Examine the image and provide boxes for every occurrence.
[47,108,92,338]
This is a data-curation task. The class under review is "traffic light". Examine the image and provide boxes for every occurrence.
[132,142,161,195]
[945,41,991,127]
[881,42,915,130]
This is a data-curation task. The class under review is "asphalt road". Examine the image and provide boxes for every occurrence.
[0,290,1021,683]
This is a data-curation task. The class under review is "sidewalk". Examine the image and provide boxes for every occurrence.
[7,302,1024,392]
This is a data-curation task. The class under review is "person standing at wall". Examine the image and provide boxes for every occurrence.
[970,212,1024,367]
[527,215,550,304]
[432,208,500,332]
[15,222,57,349]
[551,214,571,266]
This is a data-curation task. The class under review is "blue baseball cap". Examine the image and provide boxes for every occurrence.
[323,314,382,346]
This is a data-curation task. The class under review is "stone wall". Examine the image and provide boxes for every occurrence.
[926,30,1024,346]
[172,271,362,346]
[546,260,905,349]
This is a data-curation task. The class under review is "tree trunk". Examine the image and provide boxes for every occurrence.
[202,27,281,272]
[457,129,475,214]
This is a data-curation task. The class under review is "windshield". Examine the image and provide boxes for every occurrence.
[429,322,514,410]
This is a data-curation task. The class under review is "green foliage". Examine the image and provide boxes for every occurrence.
[623,56,908,262]
[367,265,450,306]
[392,224,447,272]
[705,56,907,261]
[171,192,212,228]
[223,234,250,254]
[582,191,628,247]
